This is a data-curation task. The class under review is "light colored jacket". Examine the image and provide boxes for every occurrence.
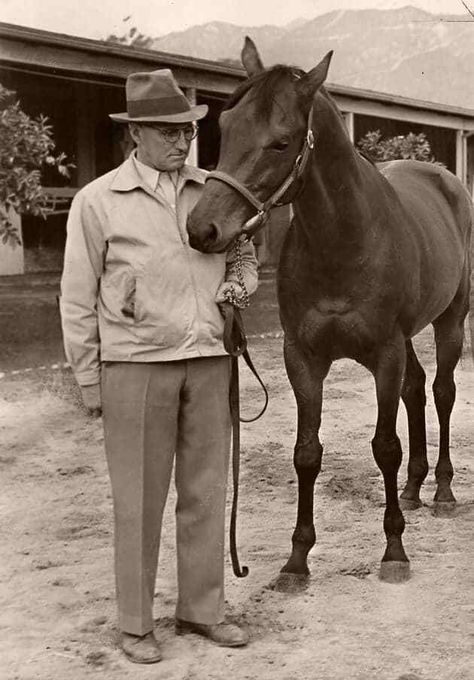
[60,156,258,386]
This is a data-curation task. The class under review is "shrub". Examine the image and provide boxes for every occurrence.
[0,84,72,247]
[356,130,438,164]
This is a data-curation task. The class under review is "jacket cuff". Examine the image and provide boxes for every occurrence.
[74,371,101,387]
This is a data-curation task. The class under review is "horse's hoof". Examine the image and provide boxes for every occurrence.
[268,572,309,593]
[379,560,410,583]
[432,501,457,518]
[399,497,422,511]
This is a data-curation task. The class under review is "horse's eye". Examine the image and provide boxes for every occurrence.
[267,140,289,152]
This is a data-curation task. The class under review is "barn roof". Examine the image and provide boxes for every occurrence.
[1,21,474,126]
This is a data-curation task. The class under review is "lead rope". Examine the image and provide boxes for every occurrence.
[223,239,268,577]
[224,238,250,309]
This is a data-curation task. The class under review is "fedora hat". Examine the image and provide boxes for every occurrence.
[110,69,208,124]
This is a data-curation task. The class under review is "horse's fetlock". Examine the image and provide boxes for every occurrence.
[408,458,429,481]
[384,508,406,537]
[292,525,316,547]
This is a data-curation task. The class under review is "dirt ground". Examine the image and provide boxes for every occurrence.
[1,275,474,680]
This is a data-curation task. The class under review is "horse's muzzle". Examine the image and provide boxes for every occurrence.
[187,218,226,253]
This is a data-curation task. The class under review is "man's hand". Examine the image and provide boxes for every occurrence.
[215,281,244,304]
[80,384,102,418]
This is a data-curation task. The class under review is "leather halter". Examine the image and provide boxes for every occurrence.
[206,105,315,241]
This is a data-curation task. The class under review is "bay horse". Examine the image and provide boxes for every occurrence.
[187,38,472,587]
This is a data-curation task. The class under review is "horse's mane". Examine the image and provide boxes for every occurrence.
[357,149,377,166]
[224,65,305,121]
[224,63,371,164]
[224,64,342,125]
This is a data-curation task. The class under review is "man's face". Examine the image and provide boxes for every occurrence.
[129,122,196,172]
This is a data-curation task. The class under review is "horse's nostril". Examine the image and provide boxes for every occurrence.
[187,221,222,252]
[208,222,220,244]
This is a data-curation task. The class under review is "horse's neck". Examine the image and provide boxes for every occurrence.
[293,99,377,254]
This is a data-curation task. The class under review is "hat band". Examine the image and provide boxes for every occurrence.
[127,94,191,118]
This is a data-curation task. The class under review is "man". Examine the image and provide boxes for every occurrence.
[60,69,258,664]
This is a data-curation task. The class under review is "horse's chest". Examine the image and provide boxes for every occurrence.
[296,305,377,360]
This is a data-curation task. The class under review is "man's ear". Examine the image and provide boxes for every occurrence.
[128,122,141,145]
[241,36,265,77]
[296,51,333,105]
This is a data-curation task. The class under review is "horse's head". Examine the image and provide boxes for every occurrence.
[187,38,333,253]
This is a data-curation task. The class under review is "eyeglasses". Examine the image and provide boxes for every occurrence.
[143,124,198,144]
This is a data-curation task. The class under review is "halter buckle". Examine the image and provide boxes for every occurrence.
[307,129,315,149]
[242,210,267,240]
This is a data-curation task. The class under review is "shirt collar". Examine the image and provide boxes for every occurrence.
[110,152,207,192]
[133,153,161,192]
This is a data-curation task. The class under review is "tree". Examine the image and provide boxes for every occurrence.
[106,26,153,49]
[105,14,153,49]
[0,84,72,247]
[356,130,438,164]
[106,27,153,49]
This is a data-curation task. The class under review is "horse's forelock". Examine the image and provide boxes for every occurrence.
[224,65,304,122]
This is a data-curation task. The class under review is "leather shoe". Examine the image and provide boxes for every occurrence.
[175,619,249,647]
[121,631,162,664]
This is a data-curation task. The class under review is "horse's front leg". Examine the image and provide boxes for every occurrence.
[272,337,330,592]
[370,333,410,583]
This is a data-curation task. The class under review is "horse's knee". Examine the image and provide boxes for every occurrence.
[372,434,403,473]
[294,438,323,474]
[402,372,426,408]
[433,374,455,413]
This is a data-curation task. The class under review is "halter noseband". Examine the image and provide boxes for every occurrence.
[206,105,315,241]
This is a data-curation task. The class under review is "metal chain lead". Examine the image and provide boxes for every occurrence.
[224,238,250,309]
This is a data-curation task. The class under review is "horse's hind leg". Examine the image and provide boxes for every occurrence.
[400,340,428,510]
[272,337,330,592]
[432,283,468,514]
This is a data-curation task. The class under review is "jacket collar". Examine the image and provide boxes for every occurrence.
[110,153,207,192]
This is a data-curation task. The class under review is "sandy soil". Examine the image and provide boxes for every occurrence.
[1,289,474,680]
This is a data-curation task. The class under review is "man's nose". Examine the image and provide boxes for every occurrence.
[175,132,190,151]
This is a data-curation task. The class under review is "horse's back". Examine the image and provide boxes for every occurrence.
[379,159,472,248]
[379,160,472,333]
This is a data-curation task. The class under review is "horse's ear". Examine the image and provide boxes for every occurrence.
[241,36,265,77]
[297,50,333,103]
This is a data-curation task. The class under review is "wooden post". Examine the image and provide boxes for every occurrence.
[74,82,96,187]
[343,111,355,143]
[185,87,199,167]
[466,133,474,199]
[455,129,467,184]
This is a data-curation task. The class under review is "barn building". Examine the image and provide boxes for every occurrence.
[1,21,474,275]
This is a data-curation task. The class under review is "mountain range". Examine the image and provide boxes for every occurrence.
[149,6,474,110]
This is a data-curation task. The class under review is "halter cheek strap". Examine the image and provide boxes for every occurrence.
[208,170,265,212]
[206,105,315,240]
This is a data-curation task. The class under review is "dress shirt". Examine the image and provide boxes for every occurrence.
[133,154,179,211]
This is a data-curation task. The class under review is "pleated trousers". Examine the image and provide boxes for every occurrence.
[101,357,231,636]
